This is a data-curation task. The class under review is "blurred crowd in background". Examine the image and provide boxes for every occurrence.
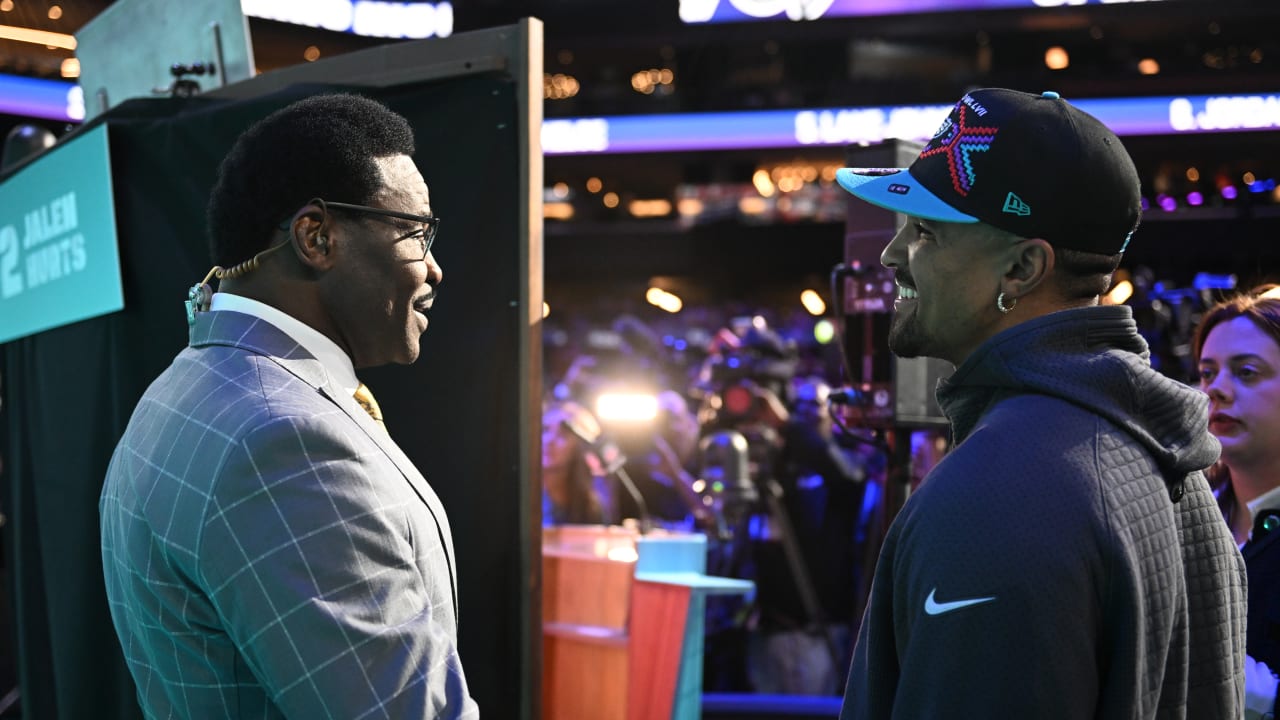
[539,261,1259,696]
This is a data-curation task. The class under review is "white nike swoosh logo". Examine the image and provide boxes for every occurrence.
[924,587,996,616]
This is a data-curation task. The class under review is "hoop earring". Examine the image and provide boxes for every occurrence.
[996,292,1017,314]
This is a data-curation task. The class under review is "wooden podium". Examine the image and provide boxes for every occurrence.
[543,525,754,720]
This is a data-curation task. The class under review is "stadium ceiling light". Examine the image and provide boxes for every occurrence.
[0,24,76,50]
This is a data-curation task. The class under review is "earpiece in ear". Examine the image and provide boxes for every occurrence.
[316,235,329,254]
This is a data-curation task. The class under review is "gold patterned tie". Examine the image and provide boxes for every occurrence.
[352,382,388,434]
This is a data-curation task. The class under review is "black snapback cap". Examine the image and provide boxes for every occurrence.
[836,88,1142,255]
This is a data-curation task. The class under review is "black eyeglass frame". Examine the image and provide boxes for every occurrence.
[278,198,440,260]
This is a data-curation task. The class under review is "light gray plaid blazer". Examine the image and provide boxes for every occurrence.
[100,310,479,719]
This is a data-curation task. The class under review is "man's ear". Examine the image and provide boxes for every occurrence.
[288,202,335,271]
[1002,237,1054,299]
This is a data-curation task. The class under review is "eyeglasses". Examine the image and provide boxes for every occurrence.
[325,200,439,260]
[280,198,439,260]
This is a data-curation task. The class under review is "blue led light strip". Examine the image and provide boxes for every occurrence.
[3,74,1275,154]
[0,73,84,122]
[543,94,1280,154]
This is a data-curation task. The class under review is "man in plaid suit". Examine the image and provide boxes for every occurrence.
[100,94,479,718]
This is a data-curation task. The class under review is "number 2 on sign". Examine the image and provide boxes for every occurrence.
[0,225,23,299]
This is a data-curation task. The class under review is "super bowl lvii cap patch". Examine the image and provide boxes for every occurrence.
[835,88,1142,255]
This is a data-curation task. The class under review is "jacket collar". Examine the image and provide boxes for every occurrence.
[936,305,1219,489]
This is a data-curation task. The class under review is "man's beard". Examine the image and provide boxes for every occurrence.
[887,309,925,359]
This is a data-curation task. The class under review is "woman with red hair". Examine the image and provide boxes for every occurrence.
[1194,285,1280,719]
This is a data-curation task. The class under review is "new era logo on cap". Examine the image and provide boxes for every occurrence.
[833,88,1142,255]
[1003,192,1031,217]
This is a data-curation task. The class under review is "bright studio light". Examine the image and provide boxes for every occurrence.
[1104,280,1134,305]
[596,392,659,422]
[800,289,826,316]
[0,24,77,50]
[753,169,775,197]
[544,202,574,220]
[646,287,683,313]
[1045,46,1069,70]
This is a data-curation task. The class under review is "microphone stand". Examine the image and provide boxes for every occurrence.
[560,420,653,534]
[610,465,653,535]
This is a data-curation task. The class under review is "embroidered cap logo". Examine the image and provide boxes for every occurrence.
[919,104,1000,197]
[930,116,953,140]
[1002,192,1031,217]
[833,89,1142,256]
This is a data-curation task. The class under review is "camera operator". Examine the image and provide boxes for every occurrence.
[540,400,615,525]
[696,355,777,564]
[744,376,878,695]
[550,318,709,529]
[644,389,718,531]
[690,321,796,691]
[694,321,795,455]
[695,320,876,694]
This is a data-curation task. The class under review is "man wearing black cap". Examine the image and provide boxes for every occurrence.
[835,88,1246,718]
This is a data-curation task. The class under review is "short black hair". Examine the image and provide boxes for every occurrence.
[980,223,1119,302]
[1054,247,1122,301]
[206,93,416,266]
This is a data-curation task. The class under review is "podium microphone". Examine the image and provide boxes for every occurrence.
[560,419,653,534]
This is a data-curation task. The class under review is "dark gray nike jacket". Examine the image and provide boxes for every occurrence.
[841,305,1246,719]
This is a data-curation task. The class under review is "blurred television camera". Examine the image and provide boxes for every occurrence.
[550,316,709,528]
[693,319,797,428]
[1125,268,1240,382]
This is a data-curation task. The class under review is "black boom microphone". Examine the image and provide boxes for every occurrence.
[560,419,653,534]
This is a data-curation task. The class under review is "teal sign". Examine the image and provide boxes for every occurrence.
[0,125,123,343]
